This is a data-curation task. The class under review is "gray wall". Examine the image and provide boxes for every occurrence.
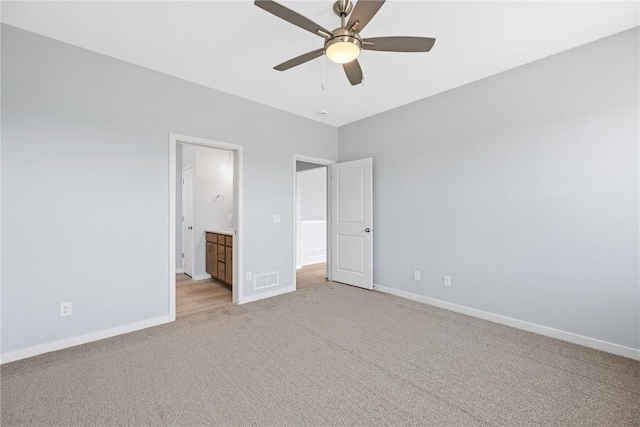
[296,161,326,172]
[339,28,640,350]
[1,24,338,354]
[298,167,327,221]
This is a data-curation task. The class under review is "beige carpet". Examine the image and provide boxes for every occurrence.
[2,282,639,426]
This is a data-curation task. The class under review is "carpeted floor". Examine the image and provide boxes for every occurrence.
[2,282,639,426]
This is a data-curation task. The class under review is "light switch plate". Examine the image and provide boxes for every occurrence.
[273,215,280,224]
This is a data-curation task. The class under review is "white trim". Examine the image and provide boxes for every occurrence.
[170,133,244,317]
[1,315,172,364]
[191,273,212,281]
[293,155,334,292]
[300,219,327,225]
[175,268,183,274]
[373,284,640,361]
[240,285,296,304]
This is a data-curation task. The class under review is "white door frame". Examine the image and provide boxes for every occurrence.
[292,154,335,290]
[181,166,194,277]
[169,133,244,321]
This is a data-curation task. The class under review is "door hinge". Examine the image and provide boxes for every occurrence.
[182,253,184,258]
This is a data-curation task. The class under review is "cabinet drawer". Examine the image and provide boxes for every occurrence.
[206,233,217,243]
[225,235,233,247]
[217,234,225,244]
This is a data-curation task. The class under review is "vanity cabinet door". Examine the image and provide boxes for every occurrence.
[225,246,233,284]
[206,242,217,277]
[217,243,225,262]
[218,261,225,282]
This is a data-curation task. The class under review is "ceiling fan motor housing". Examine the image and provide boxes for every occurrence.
[325,28,362,52]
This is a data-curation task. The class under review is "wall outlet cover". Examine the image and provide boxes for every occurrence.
[60,302,72,317]
[246,272,252,281]
[443,276,452,287]
[273,215,281,224]
[413,271,421,281]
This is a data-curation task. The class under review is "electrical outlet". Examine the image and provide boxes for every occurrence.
[246,272,252,282]
[60,302,72,317]
[413,270,421,281]
[443,276,451,287]
[227,213,232,221]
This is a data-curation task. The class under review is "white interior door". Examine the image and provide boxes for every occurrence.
[331,158,373,290]
[182,167,194,277]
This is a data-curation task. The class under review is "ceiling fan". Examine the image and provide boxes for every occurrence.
[254,0,436,86]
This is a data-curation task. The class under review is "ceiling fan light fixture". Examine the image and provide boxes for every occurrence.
[325,36,361,64]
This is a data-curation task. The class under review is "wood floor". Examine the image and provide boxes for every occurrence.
[176,274,232,317]
[297,263,328,289]
[177,263,326,317]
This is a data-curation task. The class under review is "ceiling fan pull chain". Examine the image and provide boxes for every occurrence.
[322,54,326,90]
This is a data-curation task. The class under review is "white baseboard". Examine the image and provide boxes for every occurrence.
[373,285,640,361]
[175,267,183,274]
[191,273,212,281]
[1,315,173,364]
[240,285,296,304]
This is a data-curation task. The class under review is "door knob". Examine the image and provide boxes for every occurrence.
[364,228,371,233]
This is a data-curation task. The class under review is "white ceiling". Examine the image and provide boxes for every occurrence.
[2,1,638,127]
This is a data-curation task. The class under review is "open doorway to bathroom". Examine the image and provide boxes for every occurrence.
[175,142,235,317]
[295,159,331,289]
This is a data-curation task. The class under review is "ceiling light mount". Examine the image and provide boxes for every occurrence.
[332,0,354,18]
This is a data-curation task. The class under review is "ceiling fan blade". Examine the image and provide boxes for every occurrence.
[343,59,363,86]
[363,37,436,52]
[274,48,325,71]
[346,0,386,33]
[255,0,331,38]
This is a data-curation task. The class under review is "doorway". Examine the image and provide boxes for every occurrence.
[169,133,243,321]
[293,155,334,290]
[175,143,236,317]
[293,155,374,292]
